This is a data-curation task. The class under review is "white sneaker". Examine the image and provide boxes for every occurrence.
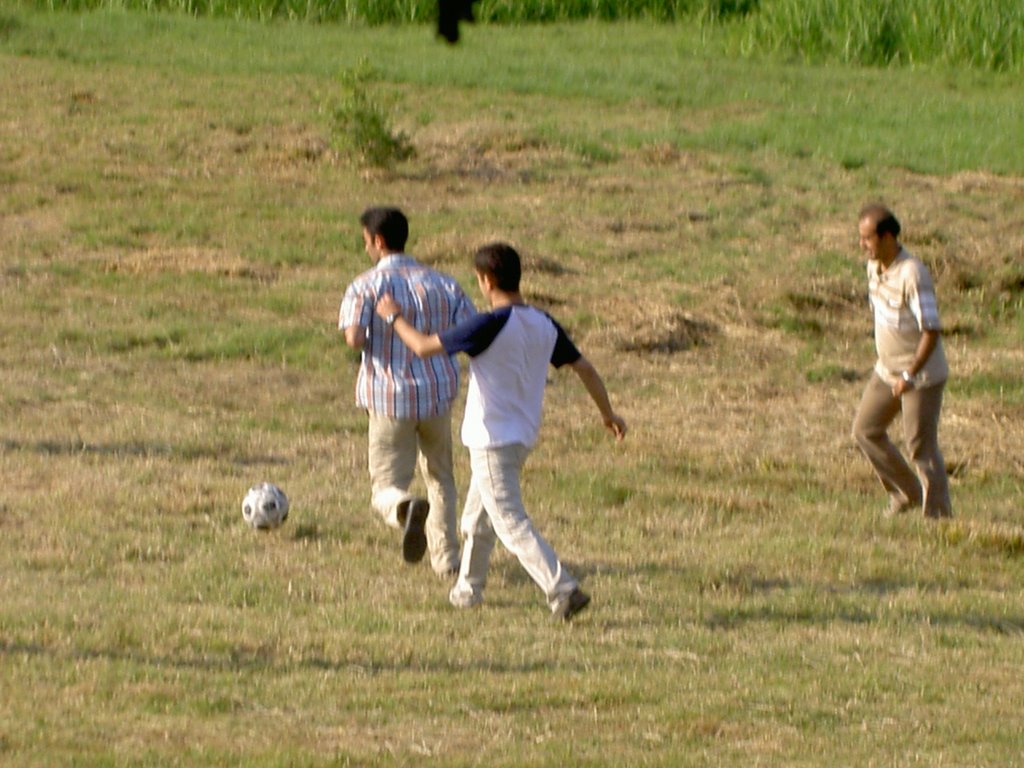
[449,583,483,609]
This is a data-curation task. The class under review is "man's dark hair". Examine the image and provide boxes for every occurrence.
[474,242,521,292]
[360,207,409,252]
[859,203,901,238]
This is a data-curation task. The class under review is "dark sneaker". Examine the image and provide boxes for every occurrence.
[553,588,590,622]
[402,498,430,563]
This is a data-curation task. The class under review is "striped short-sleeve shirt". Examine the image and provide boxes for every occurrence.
[867,249,948,388]
[339,255,475,419]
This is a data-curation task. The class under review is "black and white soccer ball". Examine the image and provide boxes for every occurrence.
[241,482,289,530]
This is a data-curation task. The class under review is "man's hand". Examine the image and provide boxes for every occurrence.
[892,377,914,398]
[569,357,627,442]
[604,414,627,441]
[374,292,445,358]
[376,292,401,320]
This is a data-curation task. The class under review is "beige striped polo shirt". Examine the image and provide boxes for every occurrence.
[867,249,948,388]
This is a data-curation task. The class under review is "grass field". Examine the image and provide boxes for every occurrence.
[21,0,1024,72]
[2,7,1024,766]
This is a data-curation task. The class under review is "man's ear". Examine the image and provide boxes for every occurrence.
[477,271,496,291]
[373,233,389,252]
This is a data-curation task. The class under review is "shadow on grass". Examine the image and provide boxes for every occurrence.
[695,573,1024,634]
[701,603,1024,635]
[6,593,1024,679]
[0,638,566,676]
[569,561,1024,636]
[1,437,287,466]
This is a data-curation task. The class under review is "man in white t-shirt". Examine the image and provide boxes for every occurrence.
[376,242,627,620]
[852,204,952,519]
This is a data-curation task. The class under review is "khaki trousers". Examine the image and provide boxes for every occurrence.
[852,373,952,518]
[367,411,460,573]
[449,444,578,612]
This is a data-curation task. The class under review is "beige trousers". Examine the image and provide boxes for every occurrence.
[852,373,952,518]
[367,411,460,573]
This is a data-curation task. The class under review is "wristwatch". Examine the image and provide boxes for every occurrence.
[901,370,915,386]
[385,312,399,326]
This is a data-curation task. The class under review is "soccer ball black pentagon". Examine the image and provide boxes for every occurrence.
[241,482,289,530]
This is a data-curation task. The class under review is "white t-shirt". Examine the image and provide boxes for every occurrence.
[440,305,580,449]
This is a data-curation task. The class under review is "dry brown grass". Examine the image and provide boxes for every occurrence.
[3,13,1024,767]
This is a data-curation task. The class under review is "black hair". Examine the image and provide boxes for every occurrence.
[859,203,901,238]
[473,242,522,292]
[359,207,409,252]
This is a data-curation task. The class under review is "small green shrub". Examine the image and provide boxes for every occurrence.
[330,61,415,169]
[0,13,20,39]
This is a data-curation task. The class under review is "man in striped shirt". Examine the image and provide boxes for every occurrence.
[339,207,475,573]
[852,204,952,519]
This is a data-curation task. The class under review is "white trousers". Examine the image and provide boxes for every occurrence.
[451,443,577,611]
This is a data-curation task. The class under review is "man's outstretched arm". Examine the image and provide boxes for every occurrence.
[569,356,627,441]
[375,292,446,358]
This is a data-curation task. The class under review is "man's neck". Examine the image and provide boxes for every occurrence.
[881,247,903,271]
[488,290,525,310]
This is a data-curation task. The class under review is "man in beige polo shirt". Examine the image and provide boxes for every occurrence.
[852,204,952,519]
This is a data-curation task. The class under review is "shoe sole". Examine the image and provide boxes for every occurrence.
[559,590,591,622]
[402,499,429,563]
[449,593,483,609]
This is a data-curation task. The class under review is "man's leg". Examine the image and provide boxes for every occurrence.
[902,382,952,518]
[449,472,496,607]
[852,373,922,512]
[367,413,418,529]
[468,445,578,611]
[416,411,461,575]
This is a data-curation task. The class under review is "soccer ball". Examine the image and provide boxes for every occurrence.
[241,482,289,530]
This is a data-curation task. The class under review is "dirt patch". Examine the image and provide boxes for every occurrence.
[102,247,278,281]
[612,307,718,354]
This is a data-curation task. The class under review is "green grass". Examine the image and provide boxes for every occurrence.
[5,10,1024,172]
[743,0,1024,71]
[2,8,1024,767]
[9,0,717,23]
[18,0,1024,70]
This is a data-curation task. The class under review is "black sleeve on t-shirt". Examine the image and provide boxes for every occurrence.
[439,307,512,358]
[547,313,582,368]
[439,305,582,367]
